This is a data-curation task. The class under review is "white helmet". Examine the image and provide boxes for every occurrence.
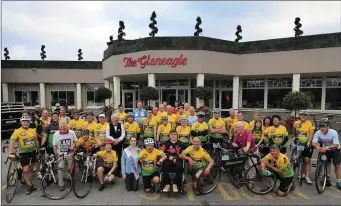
[55,103,61,107]
[20,116,31,122]
[144,138,155,146]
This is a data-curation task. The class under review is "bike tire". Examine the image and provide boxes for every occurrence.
[73,168,93,198]
[5,160,18,203]
[197,164,221,195]
[245,164,277,195]
[315,162,327,194]
[298,158,304,186]
[41,168,73,200]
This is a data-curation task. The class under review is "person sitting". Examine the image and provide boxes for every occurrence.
[94,140,118,191]
[160,129,186,193]
[232,121,256,153]
[75,129,95,151]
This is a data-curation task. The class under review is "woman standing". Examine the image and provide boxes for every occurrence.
[121,136,141,191]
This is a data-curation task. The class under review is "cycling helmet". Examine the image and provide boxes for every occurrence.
[20,116,31,122]
[197,111,205,116]
[55,103,61,107]
[51,111,59,116]
[318,118,329,127]
[298,110,309,115]
[213,108,220,114]
[144,138,155,145]
[269,144,280,150]
[180,116,187,121]
[81,129,90,135]
[103,140,113,145]
[126,112,133,117]
[161,115,168,121]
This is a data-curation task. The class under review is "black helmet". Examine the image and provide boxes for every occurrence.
[318,118,329,127]
[81,129,90,135]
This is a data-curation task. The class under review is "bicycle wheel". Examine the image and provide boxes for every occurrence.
[5,160,18,203]
[245,164,277,195]
[298,158,304,186]
[197,164,221,194]
[315,162,327,194]
[73,168,93,198]
[41,168,73,200]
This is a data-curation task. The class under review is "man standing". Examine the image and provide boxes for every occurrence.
[106,113,126,177]
[133,102,147,127]
[117,104,127,124]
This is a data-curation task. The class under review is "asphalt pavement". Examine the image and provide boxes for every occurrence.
[1,140,340,205]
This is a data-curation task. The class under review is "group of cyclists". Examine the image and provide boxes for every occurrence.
[5,100,341,201]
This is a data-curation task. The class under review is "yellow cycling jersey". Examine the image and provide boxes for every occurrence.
[94,122,109,142]
[157,111,167,117]
[59,115,70,124]
[262,126,271,144]
[166,113,177,128]
[40,117,51,130]
[152,114,161,125]
[208,118,226,139]
[83,121,97,139]
[68,119,85,139]
[176,113,188,122]
[76,138,95,149]
[118,112,127,124]
[263,153,294,178]
[293,120,315,145]
[123,121,140,144]
[183,109,190,116]
[176,125,191,144]
[96,150,118,168]
[10,127,38,153]
[191,121,209,142]
[141,117,157,138]
[224,116,238,130]
[158,123,172,142]
[183,145,212,169]
[268,125,288,145]
[252,129,263,143]
[138,148,164,176]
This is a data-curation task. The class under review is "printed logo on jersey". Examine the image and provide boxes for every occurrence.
[143,154,148,159]
[72,123,76,126]
[20,131,26,136]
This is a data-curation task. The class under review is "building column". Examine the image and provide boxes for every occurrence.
[264,78,268,109]
[110,81,114,105]
[196,74,205,108]
[104,79,110,106]
[148,74,156,106]
[292,74,300,92]
[113,76,121,107]
[39,83,46,108]
[2,83,9,102]
[232,76,239,110]
[76,83,82,109]
[321,76,326,111]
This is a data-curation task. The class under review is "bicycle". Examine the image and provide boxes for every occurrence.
[315,149,329,194]
[41,153,73,200]
[289,138,311,186]
[73,148,98,198]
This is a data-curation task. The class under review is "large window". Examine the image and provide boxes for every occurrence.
[242,79,264,108]
[267,78,292,108]
[50,84,75,107]
[14,84,39,106]
[300,77,322,109]
[86,84,104,106]
[326,76,341,110]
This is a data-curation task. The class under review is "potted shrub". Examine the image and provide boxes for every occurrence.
[140,86,159,106]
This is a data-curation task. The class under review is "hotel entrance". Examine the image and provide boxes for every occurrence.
[159,88,188,106]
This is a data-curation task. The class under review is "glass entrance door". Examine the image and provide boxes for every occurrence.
[122,91,135,112]
[161,89,176,106]
[220,90,233,110]
[177,89,188,106]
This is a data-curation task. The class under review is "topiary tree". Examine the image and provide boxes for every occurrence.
[282,91,313,117]
[140,86,159,105]
[95,86,112,106]
[194,86,213,100]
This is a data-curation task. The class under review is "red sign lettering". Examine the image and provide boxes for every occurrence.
[123,54,188,69]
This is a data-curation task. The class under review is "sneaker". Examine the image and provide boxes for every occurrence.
[59,185,65,191]
[37,172,42,180]
[220,167,226,172]
[336,181,341,190]
[26,185,37,195]
[305,177,312,184]
[326,180,332,187]
[172,184,178,193]
[99,184,105,191]
[163,185,170,192]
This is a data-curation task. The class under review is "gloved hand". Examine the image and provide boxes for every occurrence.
[8,154,16,160]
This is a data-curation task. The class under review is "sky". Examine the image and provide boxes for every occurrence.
[1,1,340,61]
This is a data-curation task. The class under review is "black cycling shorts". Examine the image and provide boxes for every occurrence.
[278,176,294,193]
[19,150,37,167]
[325,149,341,165]
[142,172,159,189]
[301,146,314,158]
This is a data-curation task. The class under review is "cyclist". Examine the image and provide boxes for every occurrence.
[68,110,85,139]
[94,114,109,151]
[166,105,178,129]
[260,144,295,197]
[230,111,251,138]
[9,116,39,195]
[176,116,192,147]
[160,129,186,193]
[157,116,172,145]
[252,120,264,149]
[94,140,118,191]
[141,107,157,141]
[187,107,198,126]
[180,136,214,195]
[41,111,60,155]
[208,109,227,153]
[183,103,190,116]
[176,106,187,126]
[123,112,141,150]
[293,110,315,184]
[39,109,51,134]
[58,106,70,124]
[232,121,256,153]
[268,115,288,154]
[152,106,161,125]
[158,104,167,117]
[138,138,166,193]
[133,102,147,127]
[262,116,273,155]
[75,129,95,151]
[53,103,61,113]
[191,111,209,151]
[224,108,238,139]
[249,111,262,130]
[118,104,127,124]
[311,119,341,190]
[83,111,97,141]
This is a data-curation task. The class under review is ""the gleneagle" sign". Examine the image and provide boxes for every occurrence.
[123,54,187,69]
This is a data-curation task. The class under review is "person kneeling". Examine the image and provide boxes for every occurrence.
[138,138,167,193]
[260,144,295,197]
[160,129,186,192]
[94,140,118,191]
